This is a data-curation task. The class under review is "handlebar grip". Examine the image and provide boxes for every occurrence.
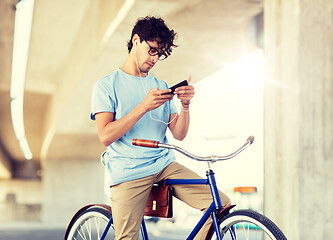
[132,139,159,148]
[247,136,255,144]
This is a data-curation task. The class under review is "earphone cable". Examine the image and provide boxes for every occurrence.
[135,44,178,125]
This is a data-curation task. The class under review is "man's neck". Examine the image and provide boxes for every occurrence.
[120,55,147,77]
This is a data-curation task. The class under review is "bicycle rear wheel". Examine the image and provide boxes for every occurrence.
[66,205,115,240]
[209,209,287,240]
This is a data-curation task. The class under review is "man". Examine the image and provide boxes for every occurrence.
[91,16,231,240]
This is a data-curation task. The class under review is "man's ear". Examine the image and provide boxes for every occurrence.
[133,34,140,46]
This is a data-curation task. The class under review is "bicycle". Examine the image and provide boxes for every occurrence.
[64,136,287,240]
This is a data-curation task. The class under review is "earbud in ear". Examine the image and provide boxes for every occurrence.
[135,40,138,45]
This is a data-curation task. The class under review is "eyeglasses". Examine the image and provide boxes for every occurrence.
[143,39,168,61]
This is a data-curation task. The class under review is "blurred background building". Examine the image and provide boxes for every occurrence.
[0,0,332,239]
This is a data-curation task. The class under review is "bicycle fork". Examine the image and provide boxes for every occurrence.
[187,167,225,240]
[207,164,224,240]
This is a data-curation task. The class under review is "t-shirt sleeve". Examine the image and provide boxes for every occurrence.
[90,78,116,120]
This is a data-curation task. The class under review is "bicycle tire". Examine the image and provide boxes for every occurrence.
[66,205,115,240]
[208,209,287,240]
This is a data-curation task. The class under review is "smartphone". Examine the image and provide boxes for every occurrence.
[162,80,188,95]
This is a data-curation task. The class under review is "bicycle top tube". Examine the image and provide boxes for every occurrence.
[132,136,254,163]
[164,178,208,185]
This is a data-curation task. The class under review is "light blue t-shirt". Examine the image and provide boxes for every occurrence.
[91,69,178,186]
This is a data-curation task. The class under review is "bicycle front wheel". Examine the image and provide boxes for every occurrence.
[210,209,287,240]
[66,205,115,240]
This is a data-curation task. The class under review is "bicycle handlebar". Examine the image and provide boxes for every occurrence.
[132,136,255,162]
[132,139,159,148]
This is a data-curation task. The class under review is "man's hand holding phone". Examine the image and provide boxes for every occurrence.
[173,75,195,110]
[158,74,194,110]
[142,88,174,112]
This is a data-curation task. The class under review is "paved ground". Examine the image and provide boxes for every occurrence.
[0,228,64,240]
[0,222,189,240]
[0,223,64,240]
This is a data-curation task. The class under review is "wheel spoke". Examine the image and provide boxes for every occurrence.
[86,218,92,240]
[230,226,236,240]
[240,222,250,240]
[78,224,87,240]
[66,206,114,240]
[95,216,101,240]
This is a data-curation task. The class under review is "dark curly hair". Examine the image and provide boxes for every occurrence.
[127,16,178,57]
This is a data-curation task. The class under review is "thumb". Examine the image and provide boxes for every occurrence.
[187,74,192,84]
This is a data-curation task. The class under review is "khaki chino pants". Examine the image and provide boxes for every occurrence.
[110,161,231,240]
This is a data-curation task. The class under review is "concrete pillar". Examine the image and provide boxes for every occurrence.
[264,0,333,239]
[43,157,105,226]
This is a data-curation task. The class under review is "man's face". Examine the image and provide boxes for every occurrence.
[135,39,167,73]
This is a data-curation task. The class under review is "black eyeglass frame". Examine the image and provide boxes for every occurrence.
[142,39,168,61]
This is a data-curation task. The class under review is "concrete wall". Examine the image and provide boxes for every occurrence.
[43,157,106,226]
[0,158,106,225]
[264,0,333,239]
[0,180,41,221]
